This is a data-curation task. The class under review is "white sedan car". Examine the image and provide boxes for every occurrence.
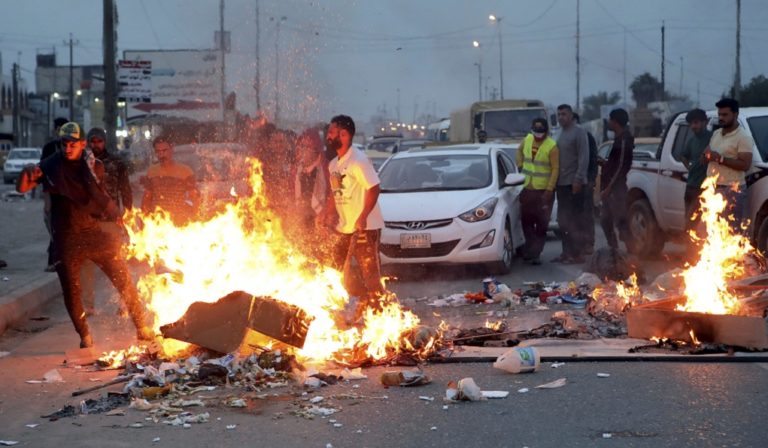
[3,147,42,184]
[377,144,526,274]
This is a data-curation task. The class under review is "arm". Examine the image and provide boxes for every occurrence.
[546,146,559,192]
[140,176,153,212]
[355,184,381,231]
[118,160,133,209]
[573,130,589,189]
[16,165,43,193]
[602,137,628,194]
[716,152,752,172]
[515,146,523,168]
[185,175,200,210]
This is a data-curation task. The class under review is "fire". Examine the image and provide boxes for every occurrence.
[484,320,504,331]
[98,345,146,369]
[677,177,748,315]
[616,273,641,307]
[123,158,423,362]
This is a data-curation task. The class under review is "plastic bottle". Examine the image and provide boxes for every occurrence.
[493,347,541,374]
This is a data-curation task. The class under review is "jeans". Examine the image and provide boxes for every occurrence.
[55,229,146,339]
[582,182,596,251]
[520,189,552,259]
[556,186,586,258]
[331,229,384,304]
[600,187,630,250]
[715,184,747,233]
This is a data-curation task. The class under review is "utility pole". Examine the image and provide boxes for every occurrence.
[66,33,79,122]
[623,30,627,102]
[254,0,261,112]
[219,0,226,114]
[660,21,665,101]
[396,88,401,122]
[273,16,286,124]
[12,63,19,145]
[474,62,482,101]
[734,0,742,100]
[103,0,118,151]
[696,81,701,107]
[679,56,684,97]
[576,0,580,111]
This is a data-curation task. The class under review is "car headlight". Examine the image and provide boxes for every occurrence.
[458,198,498,223]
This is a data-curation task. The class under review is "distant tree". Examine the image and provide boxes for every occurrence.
[630,73,664,108]
[733,75,768,107]
[581,91,622,121]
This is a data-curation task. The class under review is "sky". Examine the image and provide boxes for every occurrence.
[1,0,767,127]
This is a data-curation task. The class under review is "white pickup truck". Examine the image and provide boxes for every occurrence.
[625,107,768,257]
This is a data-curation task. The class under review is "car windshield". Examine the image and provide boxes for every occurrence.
[380,154,491,192]
[484,109,547,138]
[748,116,768,161]
[367,140,398,152]
[9,150,39,160]
[175,149,248,182]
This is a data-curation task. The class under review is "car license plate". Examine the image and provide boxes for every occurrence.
[400,233,431,249]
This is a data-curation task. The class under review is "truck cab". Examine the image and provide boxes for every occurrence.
[626,107,768,257]
[449,100,548,144]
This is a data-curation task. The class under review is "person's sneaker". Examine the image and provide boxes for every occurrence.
[136,326,155,342]
[80,334,94,348]
[0,260,7,269]
[530,258,542,265]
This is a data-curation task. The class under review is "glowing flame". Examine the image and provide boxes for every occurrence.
[677,177,747,315]
[484,320,504,331]
[98,345,146,369]
[689,330,701,346]
[124,158,424,362]
[616,273,641,307]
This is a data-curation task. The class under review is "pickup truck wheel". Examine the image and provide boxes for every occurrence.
[627,199,665,258]
[757,218,768,254]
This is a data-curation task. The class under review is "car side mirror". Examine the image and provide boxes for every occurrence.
[504,173,526,186]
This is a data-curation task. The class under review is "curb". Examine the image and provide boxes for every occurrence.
[0,275,61,336]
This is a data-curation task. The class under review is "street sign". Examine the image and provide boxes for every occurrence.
[122,49,223,121]
[117,60,151,103]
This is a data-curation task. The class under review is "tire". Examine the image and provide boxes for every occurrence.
[487,219,514,275]
[627,199,665,258]
[756,216,768,254]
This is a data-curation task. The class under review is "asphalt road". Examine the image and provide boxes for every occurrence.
[1,191,767,447]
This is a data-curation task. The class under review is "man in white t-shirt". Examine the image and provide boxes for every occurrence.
[322,115,385,310]
[701,97,754,231]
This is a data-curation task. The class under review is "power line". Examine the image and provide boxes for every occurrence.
[139,0,164,50]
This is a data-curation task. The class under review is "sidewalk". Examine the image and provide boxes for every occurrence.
[0,194,61,335]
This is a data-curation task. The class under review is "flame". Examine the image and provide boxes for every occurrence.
[124,158,423,362]
[484,320,504,331]
[677,177,748,315]
[689,330,701,346]
[616,273,641,307]
[98,345,146,369]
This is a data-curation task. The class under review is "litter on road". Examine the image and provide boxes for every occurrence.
[535,378,567,389]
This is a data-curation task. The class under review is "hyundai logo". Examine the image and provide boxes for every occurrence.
[406,221,426,230]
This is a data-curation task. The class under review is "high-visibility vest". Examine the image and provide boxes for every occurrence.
[521,134,556,190]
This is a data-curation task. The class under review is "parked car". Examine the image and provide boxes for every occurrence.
[377,143,526,274]
[597,137,662,163]
[3,147,42,184]
[626,108,768,257]
[366,137,401,153]
[394,139,431,153]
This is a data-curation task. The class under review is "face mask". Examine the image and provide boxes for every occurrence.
[533,132,546,139]
[606,130,615,140]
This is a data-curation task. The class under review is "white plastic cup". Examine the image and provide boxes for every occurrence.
[493,347,541,374]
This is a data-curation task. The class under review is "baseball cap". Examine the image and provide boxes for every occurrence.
[58,122,84,141]
[87,127,107,141]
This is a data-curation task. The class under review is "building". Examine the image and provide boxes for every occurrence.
[33,51,105,144]
[0,59,34,149]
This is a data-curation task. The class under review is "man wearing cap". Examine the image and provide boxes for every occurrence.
[17,122,153,348]
[515,118,559,265]
[41,117,69,271]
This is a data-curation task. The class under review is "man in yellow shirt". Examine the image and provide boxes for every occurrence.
[515,118,559,265]
[141,137,200,225]
[702,98,754,232]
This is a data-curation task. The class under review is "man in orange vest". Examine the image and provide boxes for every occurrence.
[515,118,559,265]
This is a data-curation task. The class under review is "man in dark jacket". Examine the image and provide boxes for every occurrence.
[600,108,634,250]
[17,122,153,348]
[41,117,69,271]
[574,113,598,254]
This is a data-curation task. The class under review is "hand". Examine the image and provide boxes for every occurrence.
[22,164,42,180]
[542,190,553,205]
[355,215,367,232]
[572,181,583,194]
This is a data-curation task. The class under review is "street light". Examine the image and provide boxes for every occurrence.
[472,40,482,101]
[472,40,480,48]
[489,14,504,99]
[271,15,288,124]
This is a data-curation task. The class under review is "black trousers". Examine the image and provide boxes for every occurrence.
[684,186,703,232]
[582,182,596,250]
[54,230,146,338]
[556,185,587,258]
[600,187,630,249]
[331,229,384,303]
[520,189,552,259]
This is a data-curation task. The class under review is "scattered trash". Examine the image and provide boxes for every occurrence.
[418,396,434,402]
[517,388,529,394]
[445,378,483,402]
[2,277,9,282]
[597,373,611,378]
[41,405,77,421]
[343,367,367,380]
[379,370,432,387]
[602,433,613,439]
[575,272,603,289]
[430,426,437,431]
[481,391,509,399]
[163,412,210,426]
[333,423,343,428]
[427,293,472,307]
[310,396,325,404]
[129,423,144,428]
[25,424,39,429]
[0,351,10,358]
[535,378,567,389]
[225,398,247,408]
[226,424,237,430]
[152,437,161,443]
[551,362,566,368]
[106,409,126,416]
[0,441,19,446]
[26,369,65,384]
[493,347,540,374]
[442,405,449,410]
[304,377,323,388]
